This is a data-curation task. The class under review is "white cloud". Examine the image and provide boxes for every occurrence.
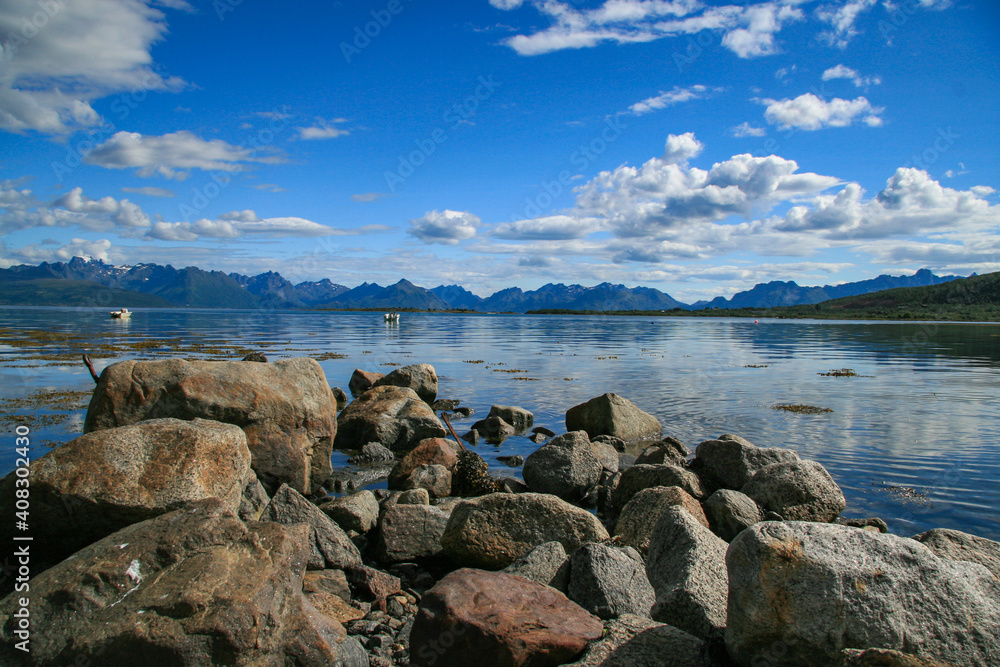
[121,186,175,197]
[731,122,767,138]
[721,4,803,58]
[0,238,115,267]
[253,183,288,193]
[408,210,481,245]
[761,93,884,130]
[626,85,717,116]
[0,0,188,134]
[816,0,876,48]
[662,132,703,165]
[296,117,350,140]
[493,215,604,240]
[84,131,286,179]
[352,192,387,203]
[821,64,881,88]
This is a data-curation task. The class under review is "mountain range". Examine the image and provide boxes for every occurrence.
[0,257,964,312]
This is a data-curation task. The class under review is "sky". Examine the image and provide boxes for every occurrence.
[0,0,998,303]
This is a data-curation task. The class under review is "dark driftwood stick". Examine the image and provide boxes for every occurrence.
[82,354,99,384]
[440,412,466,451]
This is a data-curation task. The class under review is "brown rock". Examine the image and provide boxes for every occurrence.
[83,357,337,494]
[410,568,604,667]
[373,363,439,404]
[336,385,447,451]
[388,437,459,489]
[614,485,708,556]
[345,565,402,611]
[349,368,384,397]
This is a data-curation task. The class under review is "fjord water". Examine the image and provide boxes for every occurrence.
[2,307,998,541]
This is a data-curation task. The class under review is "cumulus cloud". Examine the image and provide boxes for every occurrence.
[816,0,877,48]
[761,93,884,130]
[296,117,350,140]
[731,122,767,138]
[0,238,115,267]
[626,85,717,116]
[493,215,603,240]
[822,64,881,88]
[408,210,481,244]
[662,132,703,165]
[721,4,803,58]
[0,0,188,134]
[84,131,286,180]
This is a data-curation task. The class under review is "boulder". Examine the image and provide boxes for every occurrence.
[694,437,800,490]
[397,488,431,505]
[0,417,250,565]
[645,507,729,639]
[83,357,337,494]
[376,504,450,563]
[912,527,1000,580]
[487,404,534,432]
[523,431,603,501]
[591,440,620,474]
[261,484,363,570]
[726,521,1000,667]
[319,489,380,534]
[401,464,452,498]
[441,493,610,569]
[410,568,603,667]
[344,565,402,611]
[568,543,655,619]
[703,488,761,542]
[565,393,661,443]
[336,385,446,452]
[840,648,956,666]
[238,473,270,521]
[469,415,516,444]
[501,541,571,591]
[331,386,348,410]
[0,499,363,666]
[347,441,396,465]
[349,368,384,397]
[388,437,459,490]
[564,614,709,667]
[611,464,706,511]
[634,437,689,466]
[372,363,438,404]
[838,517,889,533]
[592,434,627,452]
[741,459,846,523]
[614,486,708,556]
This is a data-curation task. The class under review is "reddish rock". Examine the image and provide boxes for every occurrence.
[410,568,603,667]
[389,437,460,489]
[345,565,402,611]
[349,368,384,397]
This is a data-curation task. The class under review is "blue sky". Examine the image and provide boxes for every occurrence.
[1,0,997,302]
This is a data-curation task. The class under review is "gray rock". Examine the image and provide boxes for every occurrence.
[441,493,610,569]
[703,488,761,542]
[348,442,396,465]
[591,440,620,474]
[592,434,627,452]
[238,473,270,521]
[319,489,380,534]
[0,417,251,566]
[693,437,800,490]
[635,438,689,466]
[568,543,655,619]
[564,614,709,667]
[262,484,363,570]
[646,507,729,639]
[336,385,446,452]
[614,485,708,556]
[837,516,889,532]
[523,430,603,501]
[497,477,530,494]
[331,385,348,410]
[533,426,557,437]
[401,464,452,498]
[469,415,516,444]
[726,521,1000,667]
[497,455,524,467]
[488,404,534,432]
[84,357,338,494]
[0,499,359,666]
[501,541,571,591]
[741,459,846,523]
[612,464,706,511]
[372,363,438,404]
[912,527,1000,580]
[566,393,662,443]
[376,504,450,563]
[397,488,431,505]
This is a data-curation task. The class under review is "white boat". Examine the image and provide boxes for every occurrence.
[110,307,132,319]
[383,312,399,322]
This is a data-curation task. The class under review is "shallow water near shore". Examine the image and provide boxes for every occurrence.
[2,306,999,541]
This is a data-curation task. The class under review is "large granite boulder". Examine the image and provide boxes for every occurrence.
[372,363,438,404]
[645,507,729,640]
[614,485,708,556]
[568,543,656,619]
[726,521,1000,667]
[501,541,571,591]
[319,490,380,534]
[611,464,706,511]
[83,357,337,494]
[741,459,846,522]
[912,527,1000,580]
[388,437,459,495]
[523,431,603,501]
[336,385,446,452]
[565,614,709,667]
[565,393,662,442]
[349,368,384,397]
[410,568,603,667]
[441,493,610,569]
[0,418,250,566]
[261,484,363,570]
[693,436,800,490]
[703,488,762,542]
[376,504,450,563]
[0,499,366,666]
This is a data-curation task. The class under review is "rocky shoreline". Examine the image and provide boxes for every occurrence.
[1,357,998,666]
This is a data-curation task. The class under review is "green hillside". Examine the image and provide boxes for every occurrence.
[0,278,176,308]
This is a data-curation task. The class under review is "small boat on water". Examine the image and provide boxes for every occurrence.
[384,312,400,322]
[110,307,132,319]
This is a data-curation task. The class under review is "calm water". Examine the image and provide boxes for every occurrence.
[2,307,999,541]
